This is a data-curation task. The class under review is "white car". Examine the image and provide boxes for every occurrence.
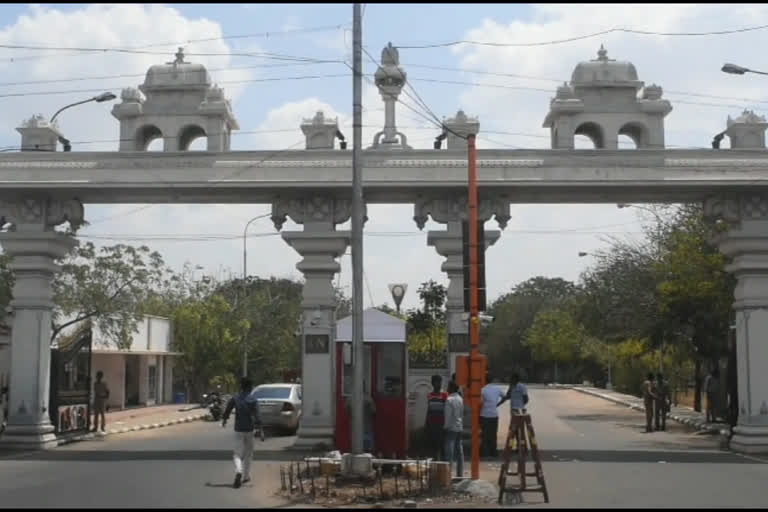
[251,383,302,435]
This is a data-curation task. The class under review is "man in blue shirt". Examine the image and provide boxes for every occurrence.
[480,372,506,457]
[499,373,529,414]
[222,377,260,489]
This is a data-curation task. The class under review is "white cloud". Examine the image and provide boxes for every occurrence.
[0,4,255,151]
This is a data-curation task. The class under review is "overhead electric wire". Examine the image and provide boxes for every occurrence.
[396,23,768,49]
[79,221,648,242]
[0,61,345,88]
[0,45,344,64]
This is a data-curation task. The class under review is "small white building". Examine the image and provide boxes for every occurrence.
[89,315,180,410]
[1,314,181,413]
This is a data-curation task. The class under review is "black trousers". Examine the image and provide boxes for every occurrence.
[480,416,499,457]
[425,423,444,460]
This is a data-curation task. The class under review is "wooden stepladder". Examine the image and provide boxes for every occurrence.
[497,411,549,505]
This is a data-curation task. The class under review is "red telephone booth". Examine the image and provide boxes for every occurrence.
[335,308,408,458]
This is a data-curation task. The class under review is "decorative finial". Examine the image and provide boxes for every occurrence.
[174,47,185,65]
[597,44,608,61]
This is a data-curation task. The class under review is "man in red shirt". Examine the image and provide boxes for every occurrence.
[425,374,448,460]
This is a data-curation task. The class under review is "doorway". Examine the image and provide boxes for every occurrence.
[124,355,140,407]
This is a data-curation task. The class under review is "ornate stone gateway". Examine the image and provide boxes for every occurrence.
[2,45,768,454]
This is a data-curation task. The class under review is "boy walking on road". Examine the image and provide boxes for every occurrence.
[222,377,260,489]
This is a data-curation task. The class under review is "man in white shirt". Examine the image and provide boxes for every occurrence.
[443,380,465,478]
[480,372,506,457]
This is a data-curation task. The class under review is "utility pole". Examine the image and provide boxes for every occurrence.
[467,133,481,480]
[350,2,365,455]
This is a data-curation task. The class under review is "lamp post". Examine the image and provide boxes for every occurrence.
[50,92,117,152]
[242,213,271,378]
[721,63,768,76]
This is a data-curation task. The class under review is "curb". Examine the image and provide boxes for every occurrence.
[568,386,722,434]
[57,412,208,446]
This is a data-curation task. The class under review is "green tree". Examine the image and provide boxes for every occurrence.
[408,325,447,368]
[52,243,166,346]
[215,276,304,384]
[484,277,578,381]
[653,204,734,411]
[0,253,13,314]
[406,280,447,335]
[406,280,448,368]
[172,294,244,400]
[524,308,588,383]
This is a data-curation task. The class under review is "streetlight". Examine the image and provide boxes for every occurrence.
[242,213,271,377]
[617,203,665,223]
[578,251,590,257]
[721,63,768,76]
[50,92,117,151]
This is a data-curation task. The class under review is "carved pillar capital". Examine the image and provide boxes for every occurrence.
[0,197,84,233]
[271,196,366,232]
[704,194,768,226]
[413,195,510,230]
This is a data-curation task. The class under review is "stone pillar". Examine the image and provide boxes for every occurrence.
[442,110,480,151]
[726,110,768,149]
[301,111,340,150]
[371,43,411,150]
[414,195,509,375]
[706,194,768,454]
[0,197,83,449]
[272,196,354,450]
[16,115,62,152]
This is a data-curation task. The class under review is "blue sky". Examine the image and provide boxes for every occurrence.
[1,4,767,309]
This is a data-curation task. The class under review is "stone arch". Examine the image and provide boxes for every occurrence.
[178,124,207,151]
[135,125,163,151]
[618,121,648,149]
[574,122,604,149]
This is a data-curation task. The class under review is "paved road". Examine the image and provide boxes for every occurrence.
[0,420,296,508]
[490,386,768,508]
[0,388,766,508]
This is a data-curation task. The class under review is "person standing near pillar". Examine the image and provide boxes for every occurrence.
[443,380,465,478]
[642,372,657,433]
[704,366,721,424]
[424,374,448,460]
[479,372,505,458]
[655,373,670,432]
[92,371,109,433]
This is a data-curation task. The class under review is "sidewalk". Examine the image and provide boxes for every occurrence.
[558,384,729,435]
[59,403,207,445]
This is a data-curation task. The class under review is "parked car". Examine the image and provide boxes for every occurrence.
[251,383,302,435]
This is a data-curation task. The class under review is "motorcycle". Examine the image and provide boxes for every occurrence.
[208,393,224,421]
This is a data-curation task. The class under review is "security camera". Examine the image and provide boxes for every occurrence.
[478,313,495,326]
[309,310,323,327]
[460,312,495,326]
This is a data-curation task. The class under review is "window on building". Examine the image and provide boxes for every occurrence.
[342,343,371,397]
[376,344,404,398]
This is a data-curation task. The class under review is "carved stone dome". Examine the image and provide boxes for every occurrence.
[141,48,211,92]
[571,45,641,89]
